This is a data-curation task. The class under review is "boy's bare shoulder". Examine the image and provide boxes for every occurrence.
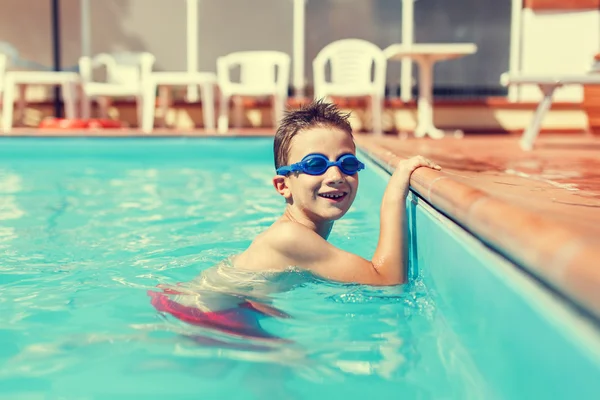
[258,220,321,248]
[234,221,321,271]
[251,221,324,258]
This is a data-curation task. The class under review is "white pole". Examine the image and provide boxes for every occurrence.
[508,0,523,102]
[293,0,305,98]
[186,0,199,101]
[401,0,414,102]
[81,0,91,58]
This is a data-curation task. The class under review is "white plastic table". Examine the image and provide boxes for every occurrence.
[384,43,478,139]
[2,71,80,132]
[141,72,217,133]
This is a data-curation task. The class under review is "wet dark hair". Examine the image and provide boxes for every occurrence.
[273,99,354,169]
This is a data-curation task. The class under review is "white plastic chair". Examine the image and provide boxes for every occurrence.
[313,39,387,134]
[78,51,155,124]
[216,51,290,133]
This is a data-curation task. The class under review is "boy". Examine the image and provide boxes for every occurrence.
[233,100,440,285]
[149,100,440,340]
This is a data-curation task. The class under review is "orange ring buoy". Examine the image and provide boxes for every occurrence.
[39,118,88,129]
[39,118,124,130]
[87,119,123,129]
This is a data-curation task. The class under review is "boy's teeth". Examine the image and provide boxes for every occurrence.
[321,193,343,198]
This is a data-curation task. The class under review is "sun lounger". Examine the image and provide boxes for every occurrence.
[500,73,600,150]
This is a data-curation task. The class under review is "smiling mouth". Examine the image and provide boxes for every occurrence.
[318,192,348,202]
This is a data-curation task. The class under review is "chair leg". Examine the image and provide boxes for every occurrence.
[2,78,16,132]
[98,97,110,119]
[272,94,284,128]
[158,86,170,128]
[17,84,27,124]
[141,82,157,133]
[80,88,91,119]
[61,82,77,119]
[233,96,244,129]
[371,94,383,135]
[200,82,215,131]
[520,84,557,151]
[136,95,144,129]
[218,93,230,134]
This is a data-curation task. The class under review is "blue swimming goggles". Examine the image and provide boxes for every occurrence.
[276,153,365,176]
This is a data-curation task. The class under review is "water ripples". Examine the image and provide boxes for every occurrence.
[0,147,471,399]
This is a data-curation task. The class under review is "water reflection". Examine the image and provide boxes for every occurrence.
[0,172,24,249]
[0,171,25,222]
[143,266,434,389]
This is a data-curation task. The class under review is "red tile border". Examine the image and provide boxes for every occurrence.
[356,136,600,320]
[524,0,600,10]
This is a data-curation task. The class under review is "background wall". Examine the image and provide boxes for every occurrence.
[0,0,512,99]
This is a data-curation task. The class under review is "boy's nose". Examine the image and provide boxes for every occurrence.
[324,166,344,184]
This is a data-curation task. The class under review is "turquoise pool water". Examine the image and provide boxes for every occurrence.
[0,138,599,399]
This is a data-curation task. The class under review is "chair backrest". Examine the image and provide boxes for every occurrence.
[80,51,155,85]
[313,39,386,93]
[217,51,290,95]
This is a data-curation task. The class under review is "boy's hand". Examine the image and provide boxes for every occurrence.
[391,155,442,199]
[396,155,441,175]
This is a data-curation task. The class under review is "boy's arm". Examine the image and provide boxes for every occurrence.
[371,156,441,284]
[270,222,387,285]
[273,156,441,286]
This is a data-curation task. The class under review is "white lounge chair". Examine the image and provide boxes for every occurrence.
[500,72,600,150]
[313,39,386,135]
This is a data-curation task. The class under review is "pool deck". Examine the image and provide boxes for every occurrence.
[356,133,600,236]
[3,128,600,321]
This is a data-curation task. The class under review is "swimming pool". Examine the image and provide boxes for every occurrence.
[0,138,598,399]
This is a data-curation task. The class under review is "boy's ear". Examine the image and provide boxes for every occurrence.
[273,175,291,199]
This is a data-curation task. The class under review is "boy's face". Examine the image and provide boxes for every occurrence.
[275,126,359,222]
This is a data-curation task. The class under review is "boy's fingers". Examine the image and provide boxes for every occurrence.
[419,157,441,170]
[399,156,441,171]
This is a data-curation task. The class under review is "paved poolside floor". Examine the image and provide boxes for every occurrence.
[354,133,600,238]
